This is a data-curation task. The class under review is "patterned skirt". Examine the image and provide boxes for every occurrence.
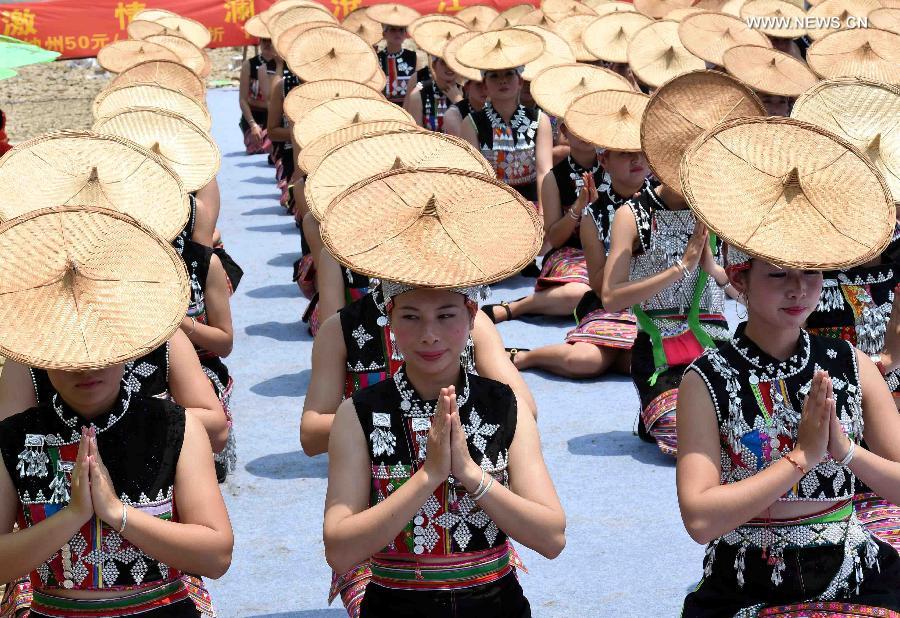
[565,308,637,350]
[293,253,316,301]
[535,247,588,290]
[239,108,271,156]
[856,492,900,552]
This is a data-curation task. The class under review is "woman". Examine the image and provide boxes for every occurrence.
[0,206,233,617]
[238,37,278,155]
[441,79,486,138]
[677,115,900,615]
[266,62,300,210]
[403,56,463,133]
[375,23,418,106]
[460,67,552,206]
[512,148,651,378]
[482,125,602,323]
[321,168,563,616]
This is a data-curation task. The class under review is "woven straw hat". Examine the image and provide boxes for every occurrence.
[97,40,179,74]
[555,15,603,61]
[514,25,577,80]
[493,4,537,26]
[93,84,211,131]
[682,116,894,269]
[306,131,494,220]
[443,32,484,81]
[565,89,650,151]
[126,19,171,40]
[366,67,388,93]
[412,19,470,56]
[144,34,208,77]
[274,21,335,57]
[284,79,383,124]
[806,0,881,39]
[641,70,765,188]
[627,20,705,87]
[133,8,178,21]
[455,28,545,70]
[342,8,384,46]
[366,3,421,27]
[0,206,190,371]
[0,131,188,241]
[667,7,706,20]
[791,78,900,202]
[531,62,633,117]
[583,12,653,63]
[151,15,212,48]
[457,5,501,31]
[542,0,597,21]
[270,7,338,48]
[593,2,639,16]
[299,122,423,174]
[244,14,271,39]
[92,107,221,193]
[633,0,694,18]
[678,11,772,66]
[740,0,807,38]
[110,60,206,103]
[321,168,543,287]
[409,14,467,36]
[285,26,380,84]
[517,10,560,28]
[292,97,415,148]
[868,7,900,34]
[806,28,900,84]
[723,44,818,96]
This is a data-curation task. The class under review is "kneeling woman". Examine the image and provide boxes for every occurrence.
[0,207,233,617]
[321,169,565,616]
[677,117,900,616]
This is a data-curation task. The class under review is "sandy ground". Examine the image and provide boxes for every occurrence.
[1,46,249,143]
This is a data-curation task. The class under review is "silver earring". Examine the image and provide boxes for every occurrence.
[389,328,404,361]
[736,292,748,321]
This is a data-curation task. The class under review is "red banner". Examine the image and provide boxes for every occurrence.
[0,0,537,60]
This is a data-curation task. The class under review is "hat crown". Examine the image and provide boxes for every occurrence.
[782,167,804,203]
[866,133,882,160]
[422,194,439,217]
[618,104,631,117]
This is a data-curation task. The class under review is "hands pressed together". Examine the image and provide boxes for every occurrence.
[422,386,483,494]
[68,427,126,532]
[795,370,854,471]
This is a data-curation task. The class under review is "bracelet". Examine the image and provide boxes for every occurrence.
[118,503,128,535]
[187,316,196,336]
[469,468,486,497]
[569,208,581,221]
[674,259,689,278]
[783,453,807,475]
[838,440,856,467]
[471,475,494,501]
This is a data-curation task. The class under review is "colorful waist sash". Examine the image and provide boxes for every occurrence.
[370,545,512,591]
[31,580,189,617]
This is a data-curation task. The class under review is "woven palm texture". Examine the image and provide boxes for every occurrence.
[298,121,422,174]
[531,62,633,118]
[556,15,603,61]
[126,19,173,41]
[443,32,484,82]
[677,11,772,66]
[0,206,189,370]
[93,84,211,131]
[0,130,188,241]
[805,0,882,39]
[275,22,335,58]
[110,60,207,104]
[151,15,212,48]
[627,20,705,87]
[640,69,765,188]
[292,97,414,149]
[269,5,337,44]
[306,131,494,221]
[243,14,270,38]
[92,107,221,193]
[722,44,819,96]
[739,0,807,38]
[285,26,379,84]
[321,168,543,288]
[455,28,545,70]
[284,79,383,124]
[583,12,654,63]
[96,40,179,74]
[806,28,900,85]
[566,89,650,151]
[681,116,894,269]
[457,5,501,30]
[341,8,383,47]
[513,25,577,81]
[144,34,209,78]
[366,3,421,27]
[412,19,469,56]
[791,78,900,203]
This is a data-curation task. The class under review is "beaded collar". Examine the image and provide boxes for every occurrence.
[483,101,535,143]
[732,325,812,384]
[51,386,132,444]
[392,364,471,418]
[565,154,600,184]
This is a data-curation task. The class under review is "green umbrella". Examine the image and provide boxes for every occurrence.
[0,36,59,73]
